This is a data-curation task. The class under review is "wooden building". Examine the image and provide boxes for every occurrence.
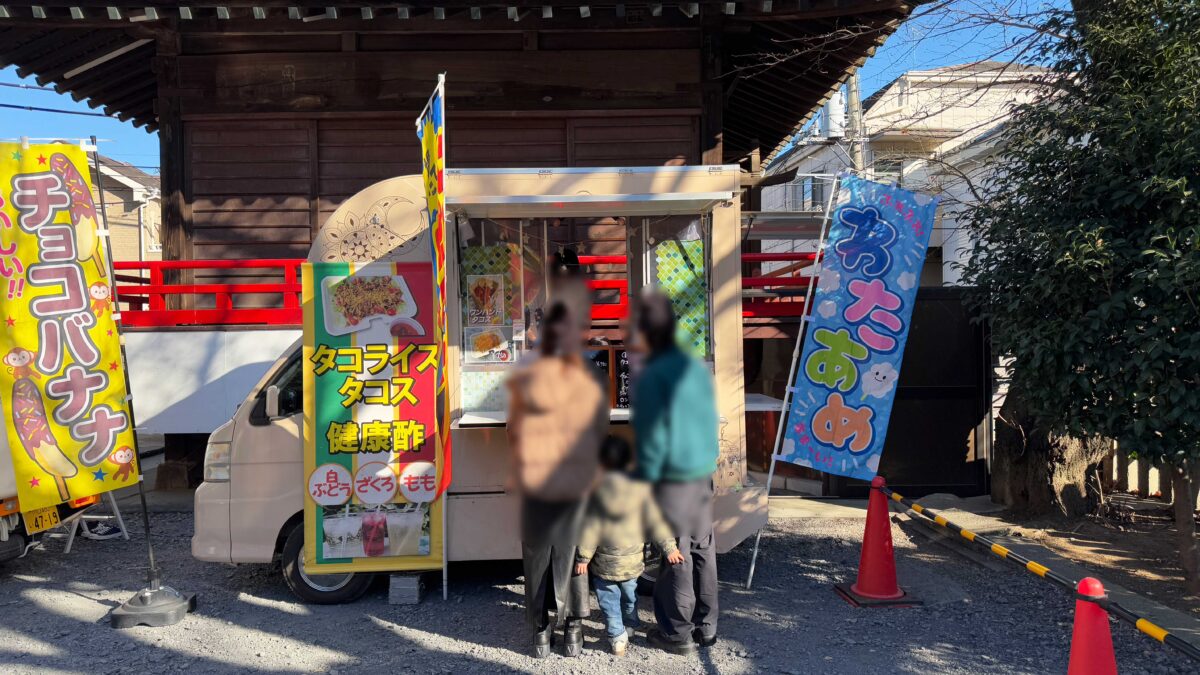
[0,1,911,264]
[3,3,989,502]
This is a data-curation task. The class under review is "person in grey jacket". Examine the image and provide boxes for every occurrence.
[575,436,683,655]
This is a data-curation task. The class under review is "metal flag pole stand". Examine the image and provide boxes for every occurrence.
[82,137,196,627]
[745,173,842,590]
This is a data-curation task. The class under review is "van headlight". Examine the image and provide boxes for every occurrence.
[203,441,231,482]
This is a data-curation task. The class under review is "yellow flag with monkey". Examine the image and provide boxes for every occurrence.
[0,142,138,513]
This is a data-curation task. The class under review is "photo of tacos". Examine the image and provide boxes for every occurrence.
[465,274,504,326]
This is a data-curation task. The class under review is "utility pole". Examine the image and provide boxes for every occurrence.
[846,71,866,173]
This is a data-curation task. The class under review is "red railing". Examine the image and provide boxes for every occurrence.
[113,249,816,328]
[741,251,820,319]
[114,259,302,327]
[577,254,629,321]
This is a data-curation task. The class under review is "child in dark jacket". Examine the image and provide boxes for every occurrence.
[575,436,684,655]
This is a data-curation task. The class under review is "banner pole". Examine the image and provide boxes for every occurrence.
[745,173,842,590]
[87,141,164,581]
[90,136,195,627]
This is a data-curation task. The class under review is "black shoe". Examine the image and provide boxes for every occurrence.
[693,629,717,647]
[563,620,583,657]
[646,628,698,655]
[532,625,553,659]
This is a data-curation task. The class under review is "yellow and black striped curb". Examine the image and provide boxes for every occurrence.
[881,485,1200,664]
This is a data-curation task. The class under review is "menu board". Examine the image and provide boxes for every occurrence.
[302,261,445,573]
[615,350,631,409]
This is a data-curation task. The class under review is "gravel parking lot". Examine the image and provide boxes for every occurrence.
[0,509,1193,674]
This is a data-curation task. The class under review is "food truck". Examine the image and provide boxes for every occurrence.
[192,165,767,603]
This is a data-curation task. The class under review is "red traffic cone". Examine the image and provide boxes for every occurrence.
[1067,578,1117,675]
[835,476,918,607]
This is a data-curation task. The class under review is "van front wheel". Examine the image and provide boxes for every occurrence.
[281,522,373,604]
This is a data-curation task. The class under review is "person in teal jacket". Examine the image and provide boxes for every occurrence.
[631,289,719,654]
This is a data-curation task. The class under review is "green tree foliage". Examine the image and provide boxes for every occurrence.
[960,0,1200,589]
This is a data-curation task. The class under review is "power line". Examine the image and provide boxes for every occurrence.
[0,102,111,118]
[0,82,56,92]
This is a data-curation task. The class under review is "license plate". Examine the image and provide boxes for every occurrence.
[24,505,61,534]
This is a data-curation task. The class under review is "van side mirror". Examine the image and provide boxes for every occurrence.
[266,385,281,419]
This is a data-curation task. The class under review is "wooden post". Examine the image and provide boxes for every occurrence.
[1114,444,1129,492]
[155,29,191,309]
[1158,460,1174,503]
[700,19,724,164]
[1100,446,1114,492]
[1136,457,1151,497]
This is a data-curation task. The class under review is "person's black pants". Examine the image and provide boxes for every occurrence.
[652,478,718,643]
[521,496,589,632]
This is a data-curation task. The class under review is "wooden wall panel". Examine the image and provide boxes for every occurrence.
[188,119,314,266]
[183,111,699,267]
[174,50,701,114]
[571,116,698,167]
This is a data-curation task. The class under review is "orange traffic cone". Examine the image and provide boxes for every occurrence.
[1067,578,1117,675]
[835,476,919,607]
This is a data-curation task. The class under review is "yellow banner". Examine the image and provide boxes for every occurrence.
[0,142,138,511]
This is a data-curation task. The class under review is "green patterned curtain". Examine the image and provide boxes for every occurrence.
[655,238,708,358]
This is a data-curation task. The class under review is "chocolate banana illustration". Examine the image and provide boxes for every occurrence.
[12,377,75,502]
[48,153,106,278]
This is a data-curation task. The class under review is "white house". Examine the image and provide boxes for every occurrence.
[762,61,1047,285]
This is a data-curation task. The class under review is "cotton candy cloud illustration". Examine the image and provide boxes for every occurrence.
[817,268,841,293]
[861,362,899,399]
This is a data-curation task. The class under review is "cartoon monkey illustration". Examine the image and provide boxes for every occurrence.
[108,446,136,482]
[4,347,39,380]
[89,282,112,317]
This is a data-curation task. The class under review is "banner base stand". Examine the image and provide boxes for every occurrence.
[834,583,920,608]
[110,585,197,629]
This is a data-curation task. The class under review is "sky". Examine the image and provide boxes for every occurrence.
[857,0,1066,94]
[0,0,1068,174]
[0,69,161,172]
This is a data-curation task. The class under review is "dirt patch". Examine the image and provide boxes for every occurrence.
[1008,496,1200,617]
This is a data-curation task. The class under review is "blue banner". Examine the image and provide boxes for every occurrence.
[779,175,939,481]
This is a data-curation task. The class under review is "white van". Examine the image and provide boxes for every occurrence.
[192,339,376,604]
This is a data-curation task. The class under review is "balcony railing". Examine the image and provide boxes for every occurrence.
[113,245,820,329]
[114,259,302,327]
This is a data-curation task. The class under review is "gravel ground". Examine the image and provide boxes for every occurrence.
[0,510,1194,674]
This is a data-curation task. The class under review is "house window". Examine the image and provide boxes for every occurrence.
[874,158,903,186]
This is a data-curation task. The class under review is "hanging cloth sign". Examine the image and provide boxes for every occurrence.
[779,174,939,481]
[0,142,139,512]
[302,261,444,572]
[415,74,453,496]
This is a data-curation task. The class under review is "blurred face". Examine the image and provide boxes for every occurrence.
[635,293,675,353]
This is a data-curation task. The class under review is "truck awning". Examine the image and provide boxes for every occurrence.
[445,165,738,218]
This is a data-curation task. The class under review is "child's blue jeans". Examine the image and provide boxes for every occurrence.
[592,576,640,638]
[588,571,638,634]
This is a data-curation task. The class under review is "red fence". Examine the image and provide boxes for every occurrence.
[113,250,817,328]
[114,259,302,328]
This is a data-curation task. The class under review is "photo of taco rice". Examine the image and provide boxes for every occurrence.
[472,330,502,353]
[464,327,511,363]
[331,275,406,326]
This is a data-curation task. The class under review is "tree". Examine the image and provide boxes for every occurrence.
[960,0,1200,591]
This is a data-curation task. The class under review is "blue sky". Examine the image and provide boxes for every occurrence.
[858,0,1065,92]
[0,69,160,171]
[0,1,1065,173]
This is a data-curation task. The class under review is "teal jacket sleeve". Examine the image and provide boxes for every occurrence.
[633,369,669,483]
